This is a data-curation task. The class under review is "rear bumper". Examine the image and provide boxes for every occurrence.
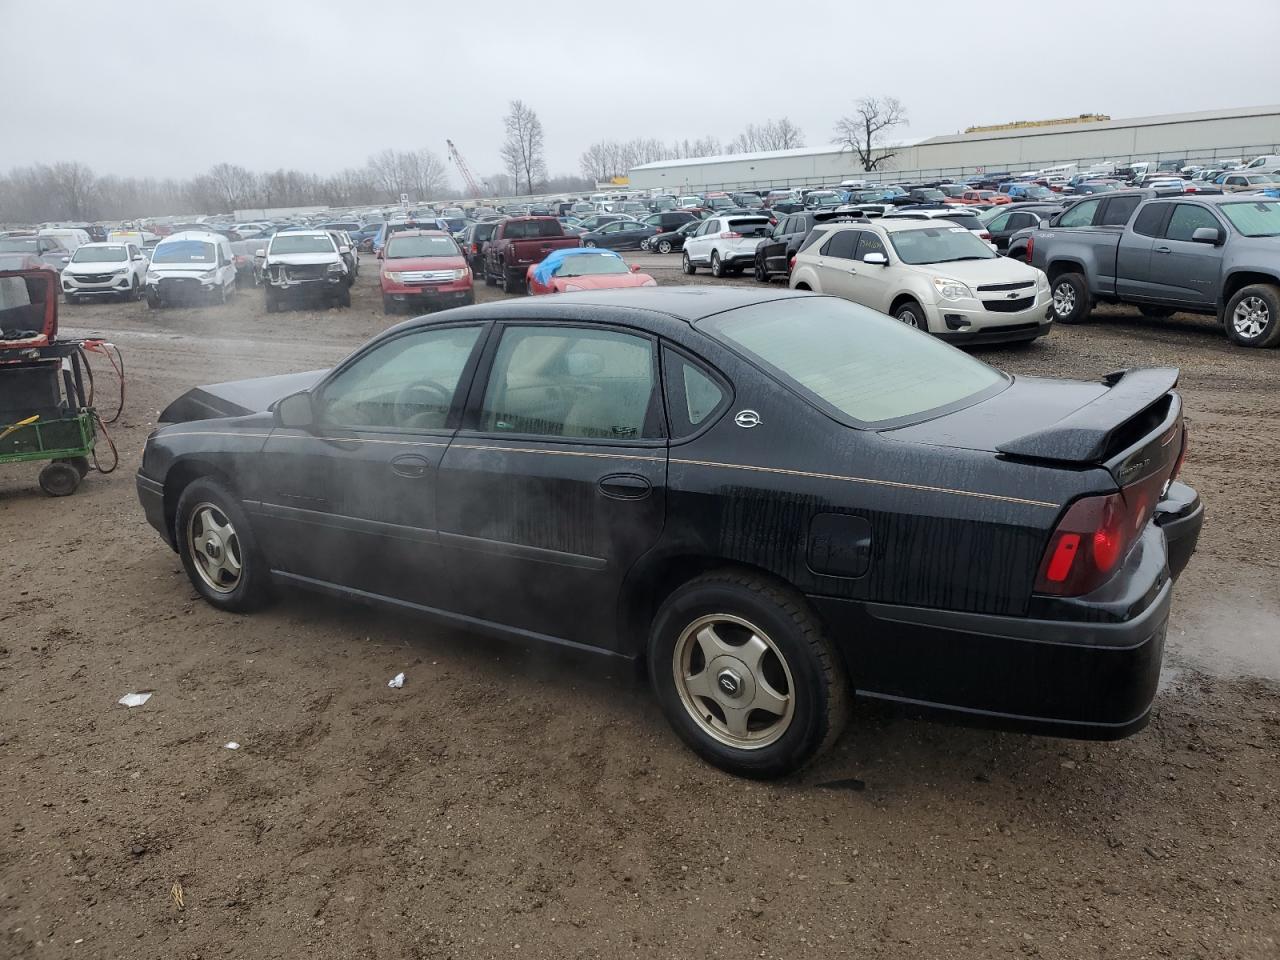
[810,524,1181,739]
[1155,480,1203,581]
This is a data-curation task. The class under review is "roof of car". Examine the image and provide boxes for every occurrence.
[386,229,452,238]
[158,230,227,243]
[1153,193,1276,206]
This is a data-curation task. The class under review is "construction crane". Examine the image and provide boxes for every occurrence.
[446,139,483,197]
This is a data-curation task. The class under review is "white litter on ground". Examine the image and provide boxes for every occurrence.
[387,673,405,689]
[223,742,240,750]
[117,692,152,708]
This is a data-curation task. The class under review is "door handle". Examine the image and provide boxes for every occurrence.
[848,267,858,274]
[598,473,651,500]
[390,453,431,478]
[1155,246,1171,254]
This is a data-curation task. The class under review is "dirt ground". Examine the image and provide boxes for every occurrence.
[2,255,1278,960]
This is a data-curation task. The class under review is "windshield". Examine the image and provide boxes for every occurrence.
[71,245,127,263]
[386,236,459,258]
[1025,186,1053,199]
[889,226,997,264]
[1220,200,1280,236]
[555,254,629,277]
[810,194,841,207]
[914,190,945,201]
[0,238,39,252]
[269,234,335,255]
[441,218,467,232]
[706,197,734,209]
[152,240,216,263]
[702,297,1005,424]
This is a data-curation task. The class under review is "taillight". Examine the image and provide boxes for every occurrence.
[979,231,992,240]
[1035,469,1169,596]
[720,231,741,239]
[655,225,665,232]
[471,242,479,253]
[1025,236,1035,261]
[788,255,796,271]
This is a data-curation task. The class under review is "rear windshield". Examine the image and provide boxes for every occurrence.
[1220,200,1280,237]
[269,235,335,255]
[503,220,565,239]
[889,227,996,265]
[913,190,945,201]
[152,240,216,263]
[441,218,467,232]
[0,238,39,252]
[702,297,1005,425]
[387,236,458,258]
[938,213,983,231]
[727,218,771,237]
[72,245,127,263]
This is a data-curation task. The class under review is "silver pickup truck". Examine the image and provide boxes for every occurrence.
[1030,192,1280,347]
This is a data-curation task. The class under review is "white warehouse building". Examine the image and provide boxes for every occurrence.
[627,104,1280,192]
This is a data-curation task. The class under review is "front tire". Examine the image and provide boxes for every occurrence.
[175,477,271,613]
[894,300,928,330]
[1224,284,1280,348]
[335,285,352,308]
[657,239,673,254]
[648,570,849,779]
[1050,272,1092,324]
[682,253,696,275]
[711,252,724,278]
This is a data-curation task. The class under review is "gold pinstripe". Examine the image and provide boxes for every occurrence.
[669,457,1058,509]
[158,433,1054,507]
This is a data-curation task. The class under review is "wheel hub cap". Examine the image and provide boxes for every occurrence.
[672,614,795,749]
[1053,283,1075,316]
[1233,297,1268,338]
[187,503,242,594]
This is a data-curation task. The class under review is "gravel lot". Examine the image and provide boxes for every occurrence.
[2,255,1278,960]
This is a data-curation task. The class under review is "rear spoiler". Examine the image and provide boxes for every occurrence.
[997,368,1180,464]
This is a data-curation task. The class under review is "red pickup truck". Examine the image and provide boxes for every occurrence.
[483,217,580,293]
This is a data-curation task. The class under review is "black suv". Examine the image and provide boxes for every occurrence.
[753,211,864,282]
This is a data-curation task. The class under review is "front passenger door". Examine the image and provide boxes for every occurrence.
[1148,204,1225,305]
[436,323,668,651]
[256,323,486,606]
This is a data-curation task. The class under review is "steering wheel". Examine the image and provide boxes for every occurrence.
[394,381,453,428]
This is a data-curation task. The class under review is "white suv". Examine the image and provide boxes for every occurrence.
[682,215,773,278]
[789,219,1053,346]
[61,241,148,303]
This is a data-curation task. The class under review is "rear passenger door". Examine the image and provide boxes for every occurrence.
[1115,202,1171,298]
[436,322,668,652]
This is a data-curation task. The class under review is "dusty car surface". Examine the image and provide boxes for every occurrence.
[136,288,1202,778]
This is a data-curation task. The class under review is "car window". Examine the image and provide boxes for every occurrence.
[797,229,827,253]
[1099,195,1142,226]
[819,230,859,260]
[663,348,728,438]
[319,325,482,431]
[1164,204,1221,242]
[854,232,887,260]
[600,222,621,234]
[479,326,659,440]
[1131,204,1169,238]
[703,297,1005,425]
[1058,198,1102,227]
[985,211,1012,231]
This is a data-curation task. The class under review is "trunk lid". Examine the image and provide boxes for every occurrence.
[886,368,1183,488]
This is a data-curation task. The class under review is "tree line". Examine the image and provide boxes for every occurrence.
[1,97,906,223]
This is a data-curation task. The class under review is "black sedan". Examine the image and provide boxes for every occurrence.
[137,289,1202,778]
[641,219,699,254]
[580,220,657,250]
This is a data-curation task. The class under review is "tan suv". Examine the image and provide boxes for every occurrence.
[788,218,1053,346]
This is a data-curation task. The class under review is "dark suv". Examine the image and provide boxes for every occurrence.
[752,211,863,282]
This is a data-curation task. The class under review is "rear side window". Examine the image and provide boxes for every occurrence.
[1132,203,1170,238]
[1058,198,1101,227]
[703,297,1005,425]
[819,230,859,259]
[503,220,564,239]
[942,214,982,231]
[798,229,827,253]
[1099,195,1142,226]
[663,348,729,438]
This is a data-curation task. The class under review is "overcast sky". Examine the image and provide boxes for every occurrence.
[4,0,1279,185]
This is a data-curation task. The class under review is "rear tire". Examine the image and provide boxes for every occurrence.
[1224,283,1280,348]
[175,477,272,613]
[1050,272,1092,324]
[754,259,769,283]
[501,268,521,295]
[583,239,597,248]
[484,267,498,287]
[648,570,849,779]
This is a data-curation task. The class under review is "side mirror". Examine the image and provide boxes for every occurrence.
[1191,226,1222,245]
[1038,219,1052,229]
[376,249,384,259]
[60,256,70,264]
[862,252,888,265]
[339,245,351,254]
[275,390,315,429]
[631,264,641,273]
[254,248,265,258]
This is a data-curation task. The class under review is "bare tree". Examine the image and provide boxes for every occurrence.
[206,163,260,210]
[500,100,547,194]
[46,162,97,220]
[833,96,907,171]
[728,118,806,153]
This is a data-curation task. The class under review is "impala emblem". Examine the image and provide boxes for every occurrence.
[734,409,762,429]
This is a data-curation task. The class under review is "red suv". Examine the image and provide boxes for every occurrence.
[378,230,474,314]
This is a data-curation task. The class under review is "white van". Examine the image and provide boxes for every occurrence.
[1245,154,1280,173]
[38,227,91,252]
[143,231,237,308]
